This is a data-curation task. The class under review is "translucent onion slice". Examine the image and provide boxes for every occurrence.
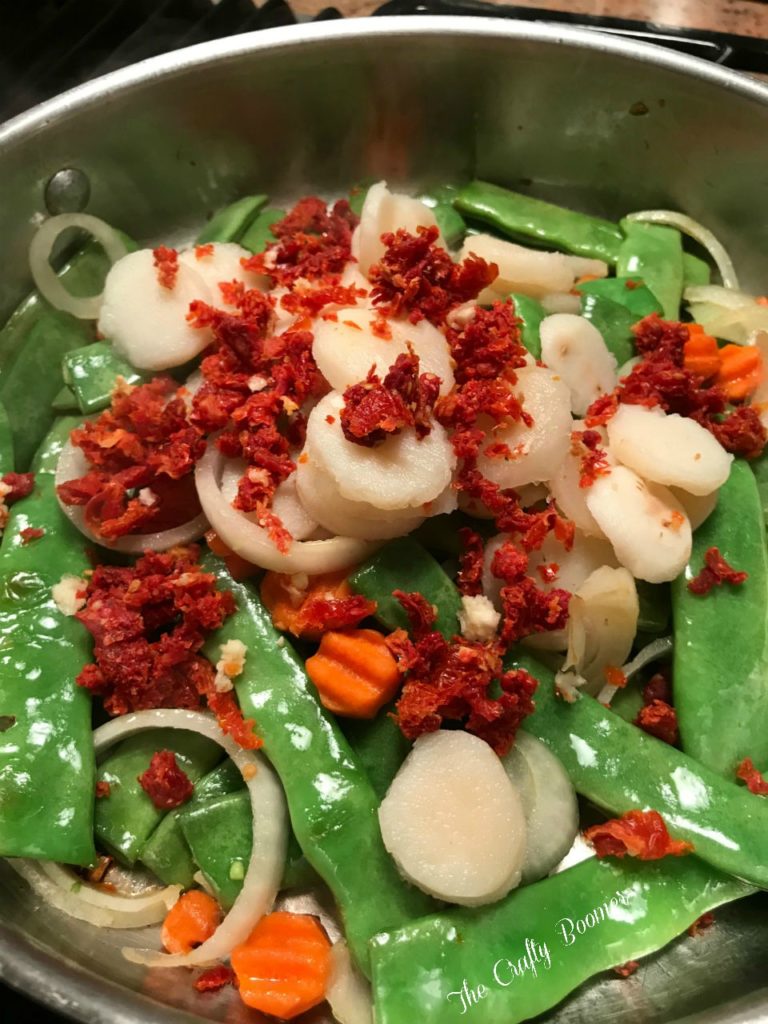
[196,443,375,573]
[685,287,768,345]
[327,941,374,1024]
[55,440,207,552]
[626,210,738,290]
[91,708,288,969]
[9,859,181,929]
[28,213,128,320]
[597,635,674,705]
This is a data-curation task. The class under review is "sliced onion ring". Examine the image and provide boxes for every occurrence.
[9,859,181,929]
[90,708,288,969]
[55,440,208,553]
[29,213,128,319]
[625,210,738,291]
[195,442,376,573]
[597,635,673,705]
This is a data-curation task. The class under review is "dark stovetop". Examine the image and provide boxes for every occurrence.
[2,1,768,1021]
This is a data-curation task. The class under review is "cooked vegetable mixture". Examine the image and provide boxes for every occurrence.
[2,179,768,1023]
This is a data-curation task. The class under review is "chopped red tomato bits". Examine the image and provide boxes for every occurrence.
[457,527,485,597]
[736,757,768,795]
[194,965,234,993]
[635,700,679,746]
[279,282,365,320]
[571,429,611,488]
[1,472,35,503]
[613,961,640,978]
[687,546,748,595]
[76,545,259,748]
[369,225,497,325]
[242,197,357,286]
[584,810,693,860]
[153,246,179,290]
[56,377,205,540]
[95,781,111,799]
[392,589,438,640]
[584,314,767,459]
[138,750,194,809]
[490,540,571,649]
[19,527,44,544]
[340,350,440,447]
[688,912,715,937]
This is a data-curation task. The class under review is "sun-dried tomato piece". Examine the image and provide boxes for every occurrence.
[194,965,234,993]
[635,699,679,745]
[490,540,571,648]
[369,226,497,325]
[643,671,672,705]
[153,246,179,290]
[2,472,35,503]
[613,961,640,978]
[687,546,748,596]
[19,527,44,544]
[195,243,214,260]
[446,301,528,384]
[340,349,440,447]
[585,809,693,860]
[138,750,194,809]
[706,406,767,459]
[457,528,485,597]
[280,282,365,320]
[393,589,438,641]
[392,628,537,756]
[688,912,715,937]
[242,197,357,286]
[95,781,111,799]
[297,594,377,633]
[571,429,611,488]
[736,757,768,795]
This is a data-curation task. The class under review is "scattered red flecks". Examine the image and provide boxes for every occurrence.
[19,527,44,544]
[571,429,611,488]
[613,961,640,978]
[241,197,358,286]
[644,672,672,705]
[138,750,194,810]
[195,243,215,260]
[584,810,693,860]
[584,314,767,459]
[392,589,438,641]
[340,349,440,446]
[153,246,179,290]
[56,377,205,540]
[369,225,497,326]
[371,316,392,340]
[457,527,485,597]
[388,601,537,756]
[279,282,365,320]
[491,540,571,649]
[194,965,234,993]
[76,546,259,748]
[445,301,528,385]
[537,562,560,584]
[736,757,768,795]
[1,472,35,503]
[604,665,627,689]
[636,700,679,746]
[688,913,715,937]
[687,546,748,596]
[95,781,111,799]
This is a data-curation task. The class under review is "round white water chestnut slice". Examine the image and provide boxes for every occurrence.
[586,465,692,583]
[99,249,214,370]
[179,242,269,299]
[378,731,527,906]
[606,404,732,496]
[476,367,572,489]
[312,305,454,396]
[460,234,576,299]
[305,392,455,511]
[563,566,639,692]
[355,182,439,276]
[540,313,617,416]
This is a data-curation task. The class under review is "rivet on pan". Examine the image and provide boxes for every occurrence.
[44,168,91,215]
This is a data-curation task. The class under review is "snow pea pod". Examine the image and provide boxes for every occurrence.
[575,276,662,319]
[578,292,636,365]
[180,790,251,910]
[683,252,711,288]
[356,539,768,887]
[751,453,768,528]
[196,195,267,245]
[95,731,221,865]
[0,401,14,472]
[139,758,243,887]
[349,537,461,640]
[508,293,544,359]
[636,580,670,635]
[672,460,768,776]
[0,417,95,864]
[411,512,494,559]
[62,342,143,414]
[617,220,684,321]
[201,554,435,975]
[51,386,79,413]
[370,855,749,1024]
[342,711,411,801]
[454,181,624,262]
[239,207,286,255]
[421,186,467,249]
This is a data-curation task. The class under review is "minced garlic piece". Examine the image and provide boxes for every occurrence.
[457,594,501,642]
[52,575,88,616]
[214,638,248,693]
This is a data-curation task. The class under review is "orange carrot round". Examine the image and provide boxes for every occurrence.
[716,343,764,401]
[683,331,721,381]
[161,890,221,954]
[231,911,332,1019]
[305,628,401,718]
[205,530,258,581]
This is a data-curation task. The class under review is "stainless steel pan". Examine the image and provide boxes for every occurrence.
[1,16,767,1023]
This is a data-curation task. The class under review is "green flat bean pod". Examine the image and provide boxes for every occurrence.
[239,207,286,255]
[196,195,268,245]
[672,460,768,776]
[617,220,684,321]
